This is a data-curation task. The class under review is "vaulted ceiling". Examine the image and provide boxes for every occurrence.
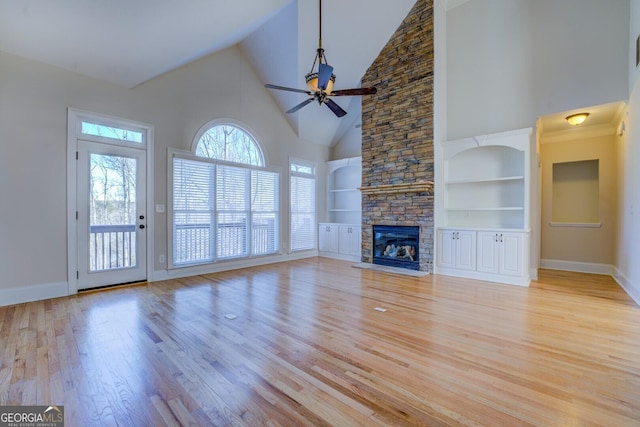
[0,0,470,145]
[1,0,621,144]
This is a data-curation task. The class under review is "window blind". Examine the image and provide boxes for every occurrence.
[171,153,280,266]
[173,158,214,265]
[252,170,279,255]
[216,165,249,259]
[290,166,316,251]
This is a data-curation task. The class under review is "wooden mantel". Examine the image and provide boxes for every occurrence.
[359,181,434,195]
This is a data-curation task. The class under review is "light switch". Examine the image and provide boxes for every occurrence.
[155,204,165,213]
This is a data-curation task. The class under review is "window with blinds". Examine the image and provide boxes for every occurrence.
[171,153,279,266]
[290,160,316,251]
[173,158,214,265]
[251,169,279,255]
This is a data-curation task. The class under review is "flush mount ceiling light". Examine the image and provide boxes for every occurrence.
[566,112,590,126]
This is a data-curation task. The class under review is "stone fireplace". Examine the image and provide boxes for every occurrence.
[359,0,434,272]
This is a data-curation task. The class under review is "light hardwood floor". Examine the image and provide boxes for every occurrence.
[1,258,639,426]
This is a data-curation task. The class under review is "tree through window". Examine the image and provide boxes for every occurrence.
[195,124,264,166]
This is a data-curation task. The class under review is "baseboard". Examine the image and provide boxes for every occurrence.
[318,251,361,263]
[0,253,320,307]
[540,259,613,275]
[613,267,640,306]
[0,281,69,308]
[152,251,319,282]
[435,266,530,287]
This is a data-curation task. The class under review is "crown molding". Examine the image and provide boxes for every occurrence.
[540,123,618,144]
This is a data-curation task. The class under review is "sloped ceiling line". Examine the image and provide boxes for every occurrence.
[0,0,418,146]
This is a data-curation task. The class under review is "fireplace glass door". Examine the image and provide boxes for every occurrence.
[373,225,419,270]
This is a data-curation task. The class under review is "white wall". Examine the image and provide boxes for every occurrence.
[447,0,535,139]
[0,46,329,305]
[447,0,630,140]
[0,50,170,301]
[331,122,362,160]
[615,0,640,303]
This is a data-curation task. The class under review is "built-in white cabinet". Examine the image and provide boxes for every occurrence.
[318,223,361,262]
[437,228,529,286]
[319,156,363,262]
[436,128,532,286]
[318,223,339,254]
[437,229,476,271]
[476,231,525,277]
[339,225,361,258]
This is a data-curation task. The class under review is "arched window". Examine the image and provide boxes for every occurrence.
[170,120,278,267]
[194,123,264,166]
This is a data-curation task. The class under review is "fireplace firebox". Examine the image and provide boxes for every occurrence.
[373,225,420,270]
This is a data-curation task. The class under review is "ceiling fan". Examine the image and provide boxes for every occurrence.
[264,0,377,118]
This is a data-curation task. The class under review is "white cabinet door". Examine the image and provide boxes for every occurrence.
[455,230,476,271]
[437,230,457,269]
[477,232,500,274]
[437,227,528,285]
[477,231,524,276]
[499,232,524,276]
[341,225,361,257]
[437,229,475,270]
[318,223,339,253]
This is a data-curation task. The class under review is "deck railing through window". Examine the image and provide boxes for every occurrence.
[174,221,276,264]
[90,224,136,271]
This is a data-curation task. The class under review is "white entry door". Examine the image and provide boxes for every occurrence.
[76,140,147,289]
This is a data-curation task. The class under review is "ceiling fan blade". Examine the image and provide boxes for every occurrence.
[265,84,313,95]
[330,87,378,96]
[324,99,347,117]
[286,98,314,114]
[317,63,334,90]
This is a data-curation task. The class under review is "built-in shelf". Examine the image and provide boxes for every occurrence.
[440,127,532,230]
[327,156,362,225]
[549,222,602,228]
[446,176,524,185]
[436,127,533,286]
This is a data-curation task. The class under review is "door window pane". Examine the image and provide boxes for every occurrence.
[89,153,137,271]
[82,121,144,143]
